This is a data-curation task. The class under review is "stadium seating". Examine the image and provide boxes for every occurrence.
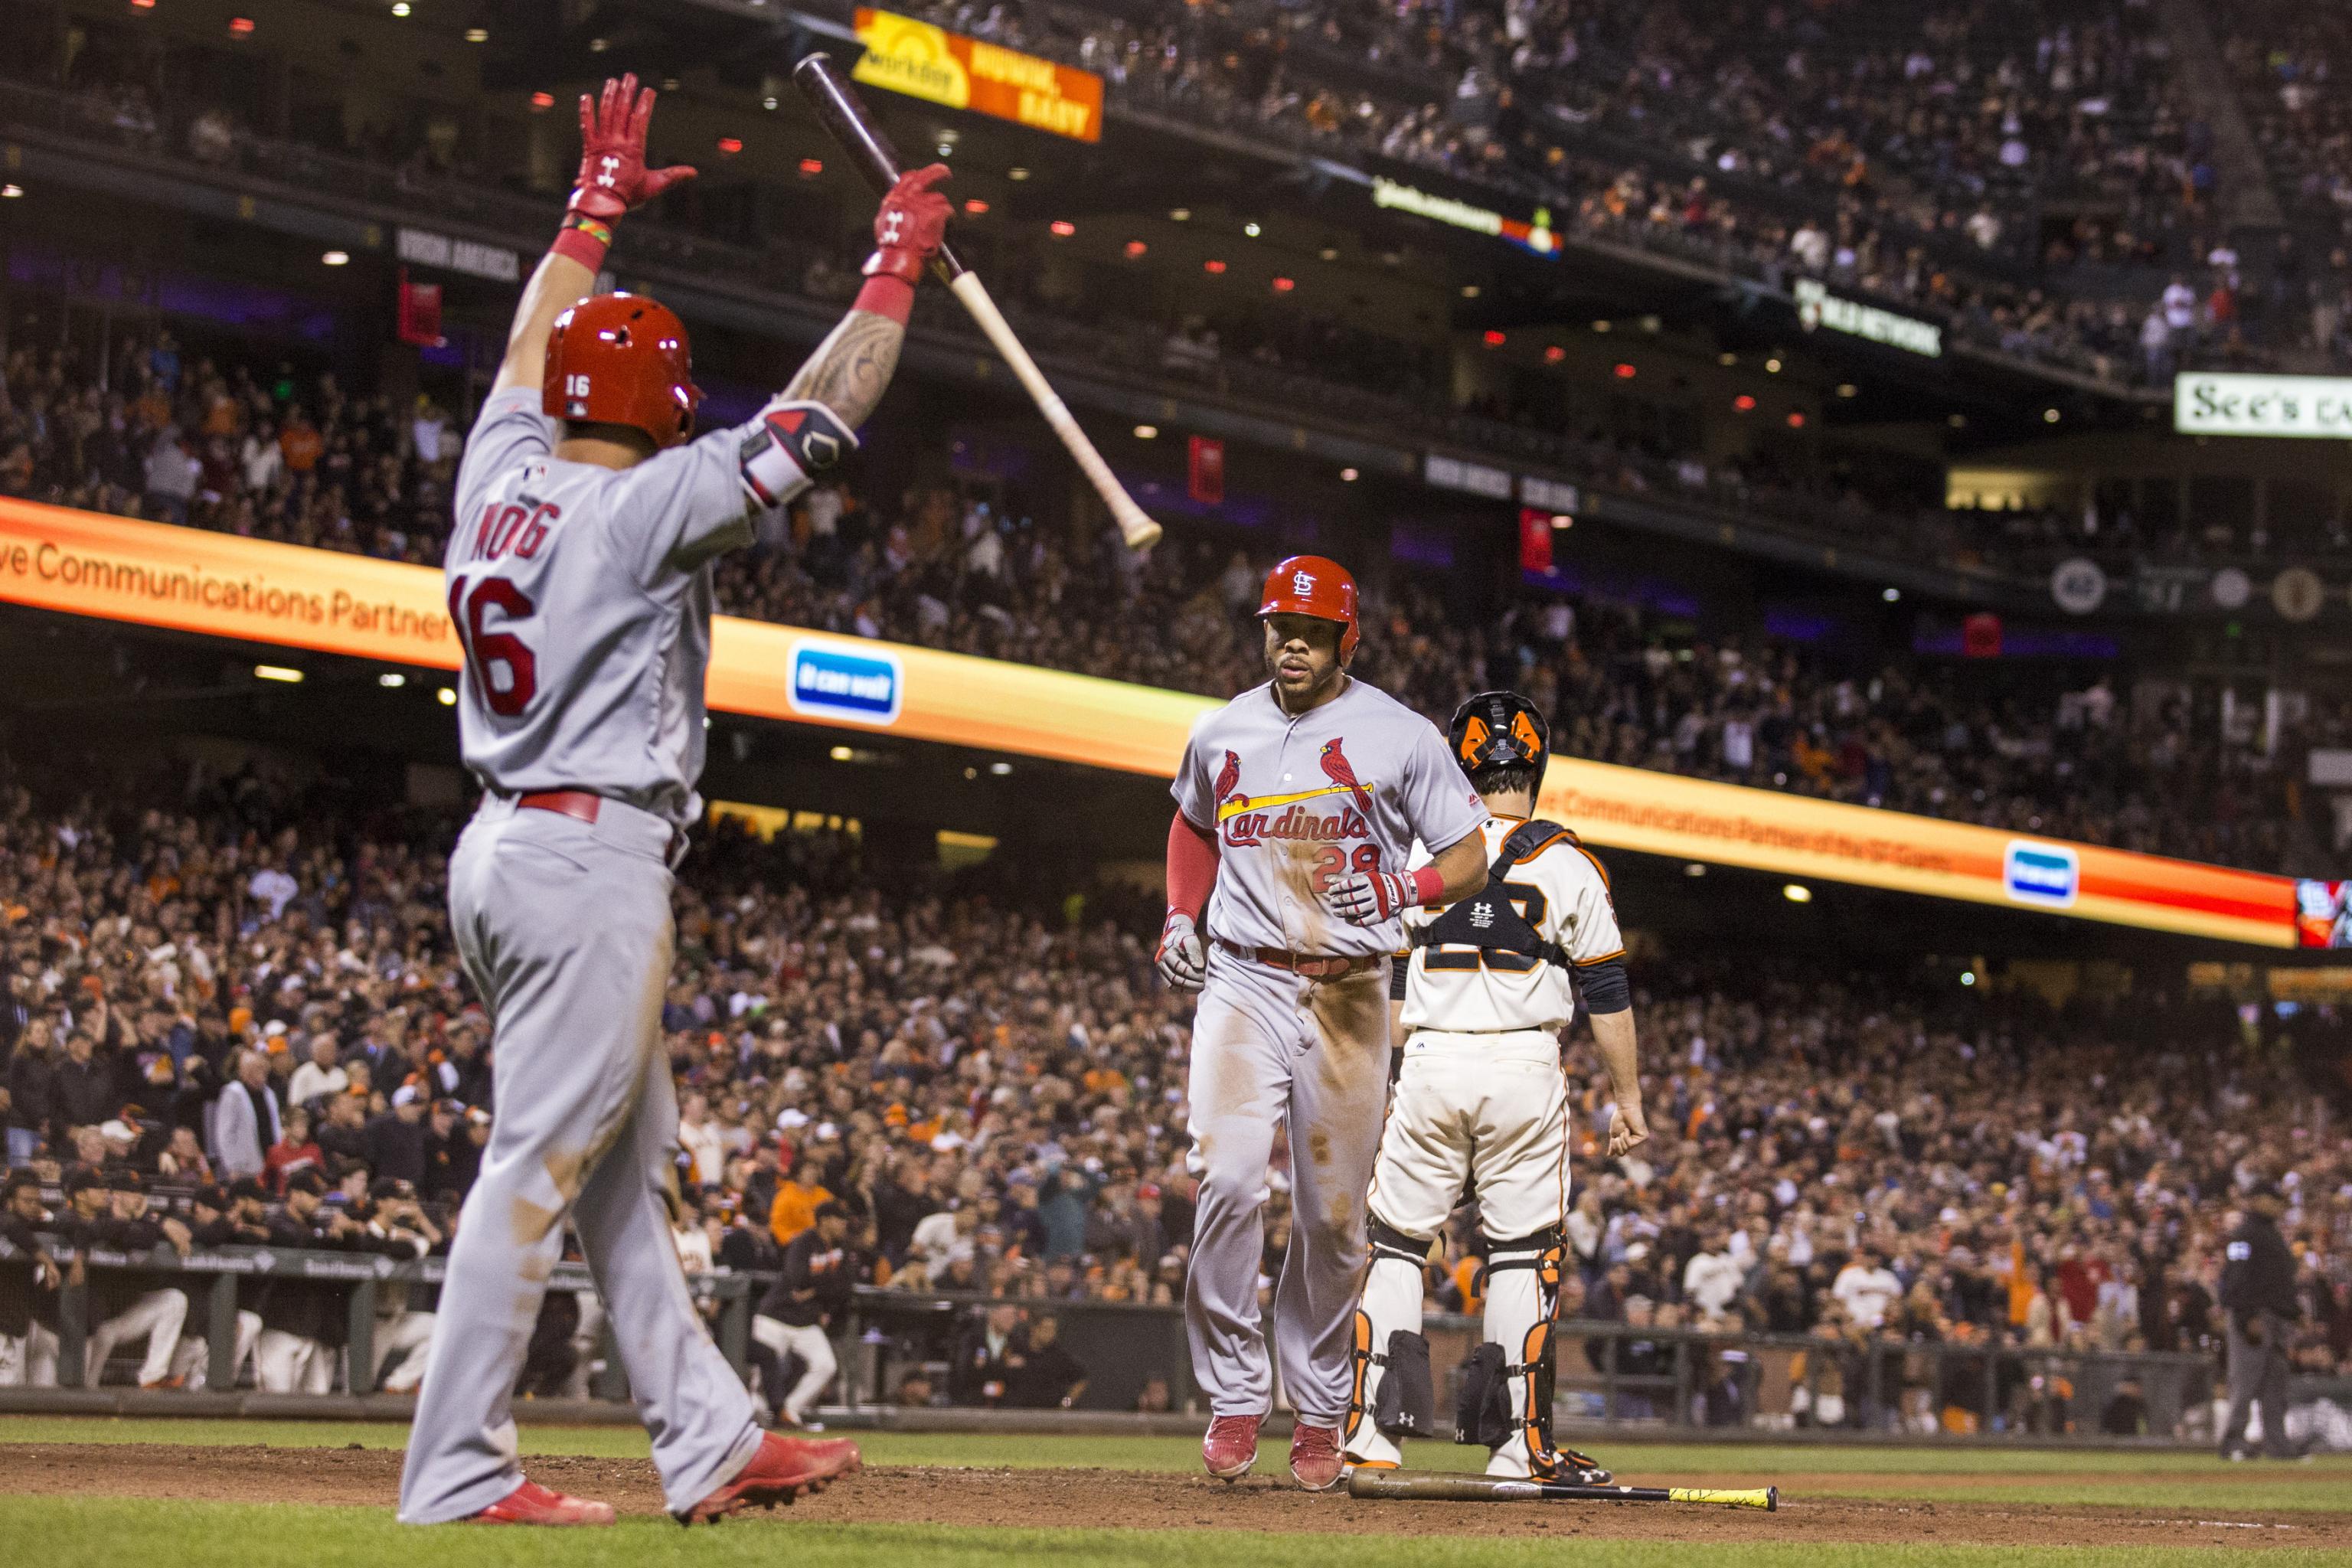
[2,763,2347,1402]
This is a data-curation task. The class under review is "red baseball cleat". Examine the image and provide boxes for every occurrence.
[674,1430,862,1524]
[1289,1422,1345,1491]
[1202,1412,1263,1481]
[466,1480,616,1526]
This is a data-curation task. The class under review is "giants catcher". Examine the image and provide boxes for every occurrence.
[398,77,951,1526]
[1341,691,1648,1484]
[1157,557,1492,1490]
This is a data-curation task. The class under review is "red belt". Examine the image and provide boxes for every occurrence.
[1215,939,1381,980]
[517,789,603,825]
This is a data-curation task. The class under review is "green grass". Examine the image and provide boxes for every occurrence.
[6,1417,2351,1564]
[3,1499,2346,1568]
[5,1415,2350,1497]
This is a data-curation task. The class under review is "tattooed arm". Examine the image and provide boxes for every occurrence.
[779,307,906,433]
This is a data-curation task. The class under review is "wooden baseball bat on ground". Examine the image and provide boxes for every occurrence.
[793,53,1163,552]
[1347,1468,1779,1510]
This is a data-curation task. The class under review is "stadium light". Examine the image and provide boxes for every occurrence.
[466,28,488,43]
[530,92,555,111]
[1271,276,1295,292]
[1782,884,1812,903]
[990,762,1014,776]
[1133,425,1158,439]
[717,138,744,155]
[763,96,779,110]
[1838,383,1858,398]
[1009,168,1030,181]
[1764,358,1782,373]
[0,185,21,200]
[829,746,854,762]
[378,673,406,688]
[1549,514,1573,530]
[1733,394,1756,412]
[1961,971,1977,986]
[1338,467,1359,482]
[390,2,410,16]
[1684,863,1707,877]
[1883,587,1900,603]
[2043,407,2061,423]
[253,665,302,684]
[1168,207,1189,220]
[1460,285,1480,298]
[1243,222,1261,237]
[1483,330,1506,348]
[798,158,823,177]
[1612,363,1636,379]
[1123,240,1147,257]
[1544,345,1565,363]
[437,687,456,707]
[228,17,255,35]
[1203,259,1226,273]
[1049,220,1075,237]
[321,251,349,266]
[1785,412,1806,429]
[963,198,989,214]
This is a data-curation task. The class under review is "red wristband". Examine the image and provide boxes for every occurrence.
[550,214,612,272]
[854,273,914,325]
[1408,866,1446,908]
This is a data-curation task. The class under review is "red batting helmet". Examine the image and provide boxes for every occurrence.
[542,292,701,449]
[1258,554,1360,658]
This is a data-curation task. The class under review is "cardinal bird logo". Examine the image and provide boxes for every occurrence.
[1214,749,1243,808]
[1320,738,1372,815]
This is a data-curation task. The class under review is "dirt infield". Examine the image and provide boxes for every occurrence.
[1,1442,2342,1550]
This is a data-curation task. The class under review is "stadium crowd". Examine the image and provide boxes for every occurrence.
[887,0,2352,383]
[0,325,2337,879]
[11,2,2352,399]
[0,755,2347,1431]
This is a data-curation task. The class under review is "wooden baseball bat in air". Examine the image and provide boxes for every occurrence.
[792,53,1163,552]
[1347,1468,1778,1510]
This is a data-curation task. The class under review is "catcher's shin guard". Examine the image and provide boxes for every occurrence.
[1345,1218,1432,1467]
[1478,1228,1603,1481]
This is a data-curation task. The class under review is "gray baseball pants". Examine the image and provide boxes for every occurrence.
[1184,947,1393,1426]
[398,795,760,1522]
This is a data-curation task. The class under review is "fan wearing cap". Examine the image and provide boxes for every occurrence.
[54,1167,201,1390]
[0,1170,64,1389]
[403,74,940,1527]
[1339,691,1647,1487]
[1158,556,1493,1490]
[188,1180,270,1388]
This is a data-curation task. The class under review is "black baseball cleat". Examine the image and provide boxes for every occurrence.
[1537,1448,1613,1486]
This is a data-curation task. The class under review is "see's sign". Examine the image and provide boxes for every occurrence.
[2174,372,2352,439]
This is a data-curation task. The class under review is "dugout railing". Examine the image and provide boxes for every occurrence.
[29,1246,2238,1444]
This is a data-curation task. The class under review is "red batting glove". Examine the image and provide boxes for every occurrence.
[569,74,697,224]
[1328,865,1446,927]
[862,164,954,286]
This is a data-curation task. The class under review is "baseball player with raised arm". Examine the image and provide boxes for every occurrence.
[397,76,952,1527]
[1340,691,1648,1485]
[1157,557,1494,1491]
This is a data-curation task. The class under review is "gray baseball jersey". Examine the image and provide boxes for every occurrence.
[1171,678,1488,957]
[445,387,834,827]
